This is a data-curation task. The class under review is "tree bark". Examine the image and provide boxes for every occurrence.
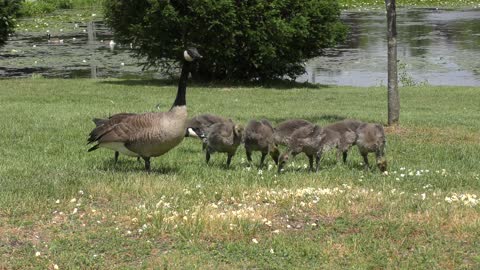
[385,0,399,125]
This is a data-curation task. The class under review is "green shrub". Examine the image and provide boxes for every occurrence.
[0,0,21,47]
[104,0,347,81]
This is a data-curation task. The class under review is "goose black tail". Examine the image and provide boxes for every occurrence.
[88,144,100,152]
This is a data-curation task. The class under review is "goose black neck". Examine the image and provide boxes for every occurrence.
[172,60,191,107]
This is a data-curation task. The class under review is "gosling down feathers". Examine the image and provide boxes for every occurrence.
[87,48,203,171]
[185,113,228,149]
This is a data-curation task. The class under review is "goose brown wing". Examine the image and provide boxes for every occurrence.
[87,114,148,144]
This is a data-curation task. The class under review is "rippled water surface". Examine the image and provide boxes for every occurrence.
[1,8,479,86]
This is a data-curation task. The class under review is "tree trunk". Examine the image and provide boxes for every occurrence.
[385,0,399,125]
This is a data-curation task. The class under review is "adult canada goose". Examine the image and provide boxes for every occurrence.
[244,119,279,168]
[185,114,228,150]
[87,48,203,171]
[47,33,64,44]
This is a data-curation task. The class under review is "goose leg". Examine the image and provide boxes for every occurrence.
[361,152,370,171]
[307,154,314,172]
[202,139,208,151]
[143,157,151,172]
[315,151,322,172]
[206,150,211,164]
[259,152,267,168]
[246,150,253,166]
[114,151,119,164]
[343,151,348,163]
[226,154,233,168]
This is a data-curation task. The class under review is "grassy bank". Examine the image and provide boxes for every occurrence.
[0,79,479,269]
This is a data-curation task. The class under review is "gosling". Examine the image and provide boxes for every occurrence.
[273,119,312,146]
[278,124,341,173]
[356,123,387,172]
[244,119,280,168]
[323,119,363,163]
[205,120,244,167]
[186,114,228,150]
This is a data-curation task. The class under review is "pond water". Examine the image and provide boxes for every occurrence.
[1,8,480,86]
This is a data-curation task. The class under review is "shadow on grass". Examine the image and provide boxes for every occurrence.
[98,78,329,90]
[98,159,180,175]
[268,114,347,125]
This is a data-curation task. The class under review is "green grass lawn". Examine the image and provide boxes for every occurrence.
[0,78,479,269]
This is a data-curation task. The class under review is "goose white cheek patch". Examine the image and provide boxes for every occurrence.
[184,51,193,62]
[187,128,199,137]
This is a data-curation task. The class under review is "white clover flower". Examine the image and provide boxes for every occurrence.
[400,167,405,171]
[35,251,41,257]
[400,174,405,177]
[252,238,258,244]
[72,208,78,214]
[421,193,426,200]
[53,264,59,270]
[270,248,275,254]
[268,164,273,171]
[258,170,263,175]
[70,198,76,203]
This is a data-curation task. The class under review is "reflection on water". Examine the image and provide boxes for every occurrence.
[300,9,480,86]
[1,9,480,86]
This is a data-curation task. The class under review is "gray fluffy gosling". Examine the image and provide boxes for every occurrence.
[244,119,280,168]
[273,119,312,146]
[205,120,244,167]
[356,123,387,172]
[278,124,341,173]
[185,114,228,150]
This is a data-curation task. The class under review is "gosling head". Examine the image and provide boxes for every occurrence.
[377,157,387,172]
[277,152,290,173]
[233,124,244,139]
[184,47,203,62]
